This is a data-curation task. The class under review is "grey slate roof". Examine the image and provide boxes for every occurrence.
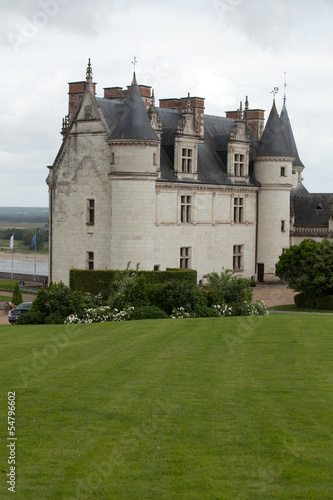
[291,186,333,226]
[256,101,293,158]
[280,102,305,168]
[95,88,298,189]
[109,74,158,141]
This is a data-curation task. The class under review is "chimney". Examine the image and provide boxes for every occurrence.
[104,84,153,111]
[159,96,205,139]
[226,108,265,140]
[68,80,96,121]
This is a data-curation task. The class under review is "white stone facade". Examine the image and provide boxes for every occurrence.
[48,64,323,285]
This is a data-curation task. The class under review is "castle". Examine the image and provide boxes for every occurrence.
[46,60,333,284]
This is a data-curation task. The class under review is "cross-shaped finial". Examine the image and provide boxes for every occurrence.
[132,56,137,73]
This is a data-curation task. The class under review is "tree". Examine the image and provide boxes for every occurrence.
[11,283,23,305]
[275,238,333,298]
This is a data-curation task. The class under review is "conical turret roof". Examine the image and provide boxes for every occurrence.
[280,102,305,168]
[256,101,293,158]
[109,73,158,141]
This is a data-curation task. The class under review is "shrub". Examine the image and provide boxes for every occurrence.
[108,272,150,310]
[18,282,84,324]
[70,268,197,297]
[11,282,23,305]
[170,307,196,319]
[129,306,169,320]
[295,293,333,310]
[65,306,134,324]
[313,295,333,310]
[203,269,253,306]
[152,280,197,315]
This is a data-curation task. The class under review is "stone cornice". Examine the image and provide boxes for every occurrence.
[253,156,294,162]
[291,226,331,237]
[156,182,258,193]
[108,139,159,147]
[109,171,157,180]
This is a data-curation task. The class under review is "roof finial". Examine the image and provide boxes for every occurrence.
[270,86,279,104]
[283,71,287,104]
[245,95,249,111]
[86,58,93,83]
[131,56,137,76]
[151,89,155,107]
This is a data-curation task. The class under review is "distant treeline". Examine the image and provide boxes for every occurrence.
[0,216,48,223]
[0,207,49,224]
[0,227,48,246]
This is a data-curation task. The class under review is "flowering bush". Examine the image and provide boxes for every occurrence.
[212,304,233,317]
[64,306,134,324]
[212,300,268,317]
[170,307,195,319]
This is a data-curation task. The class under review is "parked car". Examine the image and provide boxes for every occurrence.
[8,302,33,324]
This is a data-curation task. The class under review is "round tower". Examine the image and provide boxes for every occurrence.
[108,73,160,270]
[254,100,294,282]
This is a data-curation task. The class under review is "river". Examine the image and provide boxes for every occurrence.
[0,259,48,276]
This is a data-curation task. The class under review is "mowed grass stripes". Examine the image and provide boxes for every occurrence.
[1,314,333,499]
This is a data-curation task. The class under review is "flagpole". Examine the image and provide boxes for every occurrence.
[34,232,37,281]
[11,241,14,280]
[10,233,14,280]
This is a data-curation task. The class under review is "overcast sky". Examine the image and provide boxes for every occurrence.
[1,0,332,207]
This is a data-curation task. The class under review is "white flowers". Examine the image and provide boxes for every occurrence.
[64,306,135,324]
[213,304,233,317]
[170,307,195,319]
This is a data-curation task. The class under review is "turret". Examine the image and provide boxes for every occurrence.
[108,73,160,270]
[254,99,294,282]
[280,99,305,187]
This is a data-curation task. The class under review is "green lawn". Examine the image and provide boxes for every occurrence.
[1,315,333,499]
[270,304,333,313]
[0,281,16,292]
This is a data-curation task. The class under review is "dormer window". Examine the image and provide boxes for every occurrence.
[234,154,244,176]
[182,148,193,173]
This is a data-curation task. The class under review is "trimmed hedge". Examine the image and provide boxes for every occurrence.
[69,268,197,298]
[294,293,333,310]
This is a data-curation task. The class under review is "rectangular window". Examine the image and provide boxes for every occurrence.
[233,197,244,223]
[280,166,286,176]
[234,154,244,176]
[180,247,191,269]
[154,265,160,271]
[281,220,285,232]
[233,245,243,271]
[180,195,192,223]
[87,199,95,224]
[181,148,193,173]
[87,251,94,270]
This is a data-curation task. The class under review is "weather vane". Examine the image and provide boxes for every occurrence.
[270,87,279,98]
[131,56,137,73]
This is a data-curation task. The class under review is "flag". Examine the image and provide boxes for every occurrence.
[31,232,37,249]
[9,234,14,249]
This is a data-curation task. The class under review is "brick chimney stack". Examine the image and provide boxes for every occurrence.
[104,84,153,111]
[68,80,96,121]
[226,108,265,140]
[159,96,205,139]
